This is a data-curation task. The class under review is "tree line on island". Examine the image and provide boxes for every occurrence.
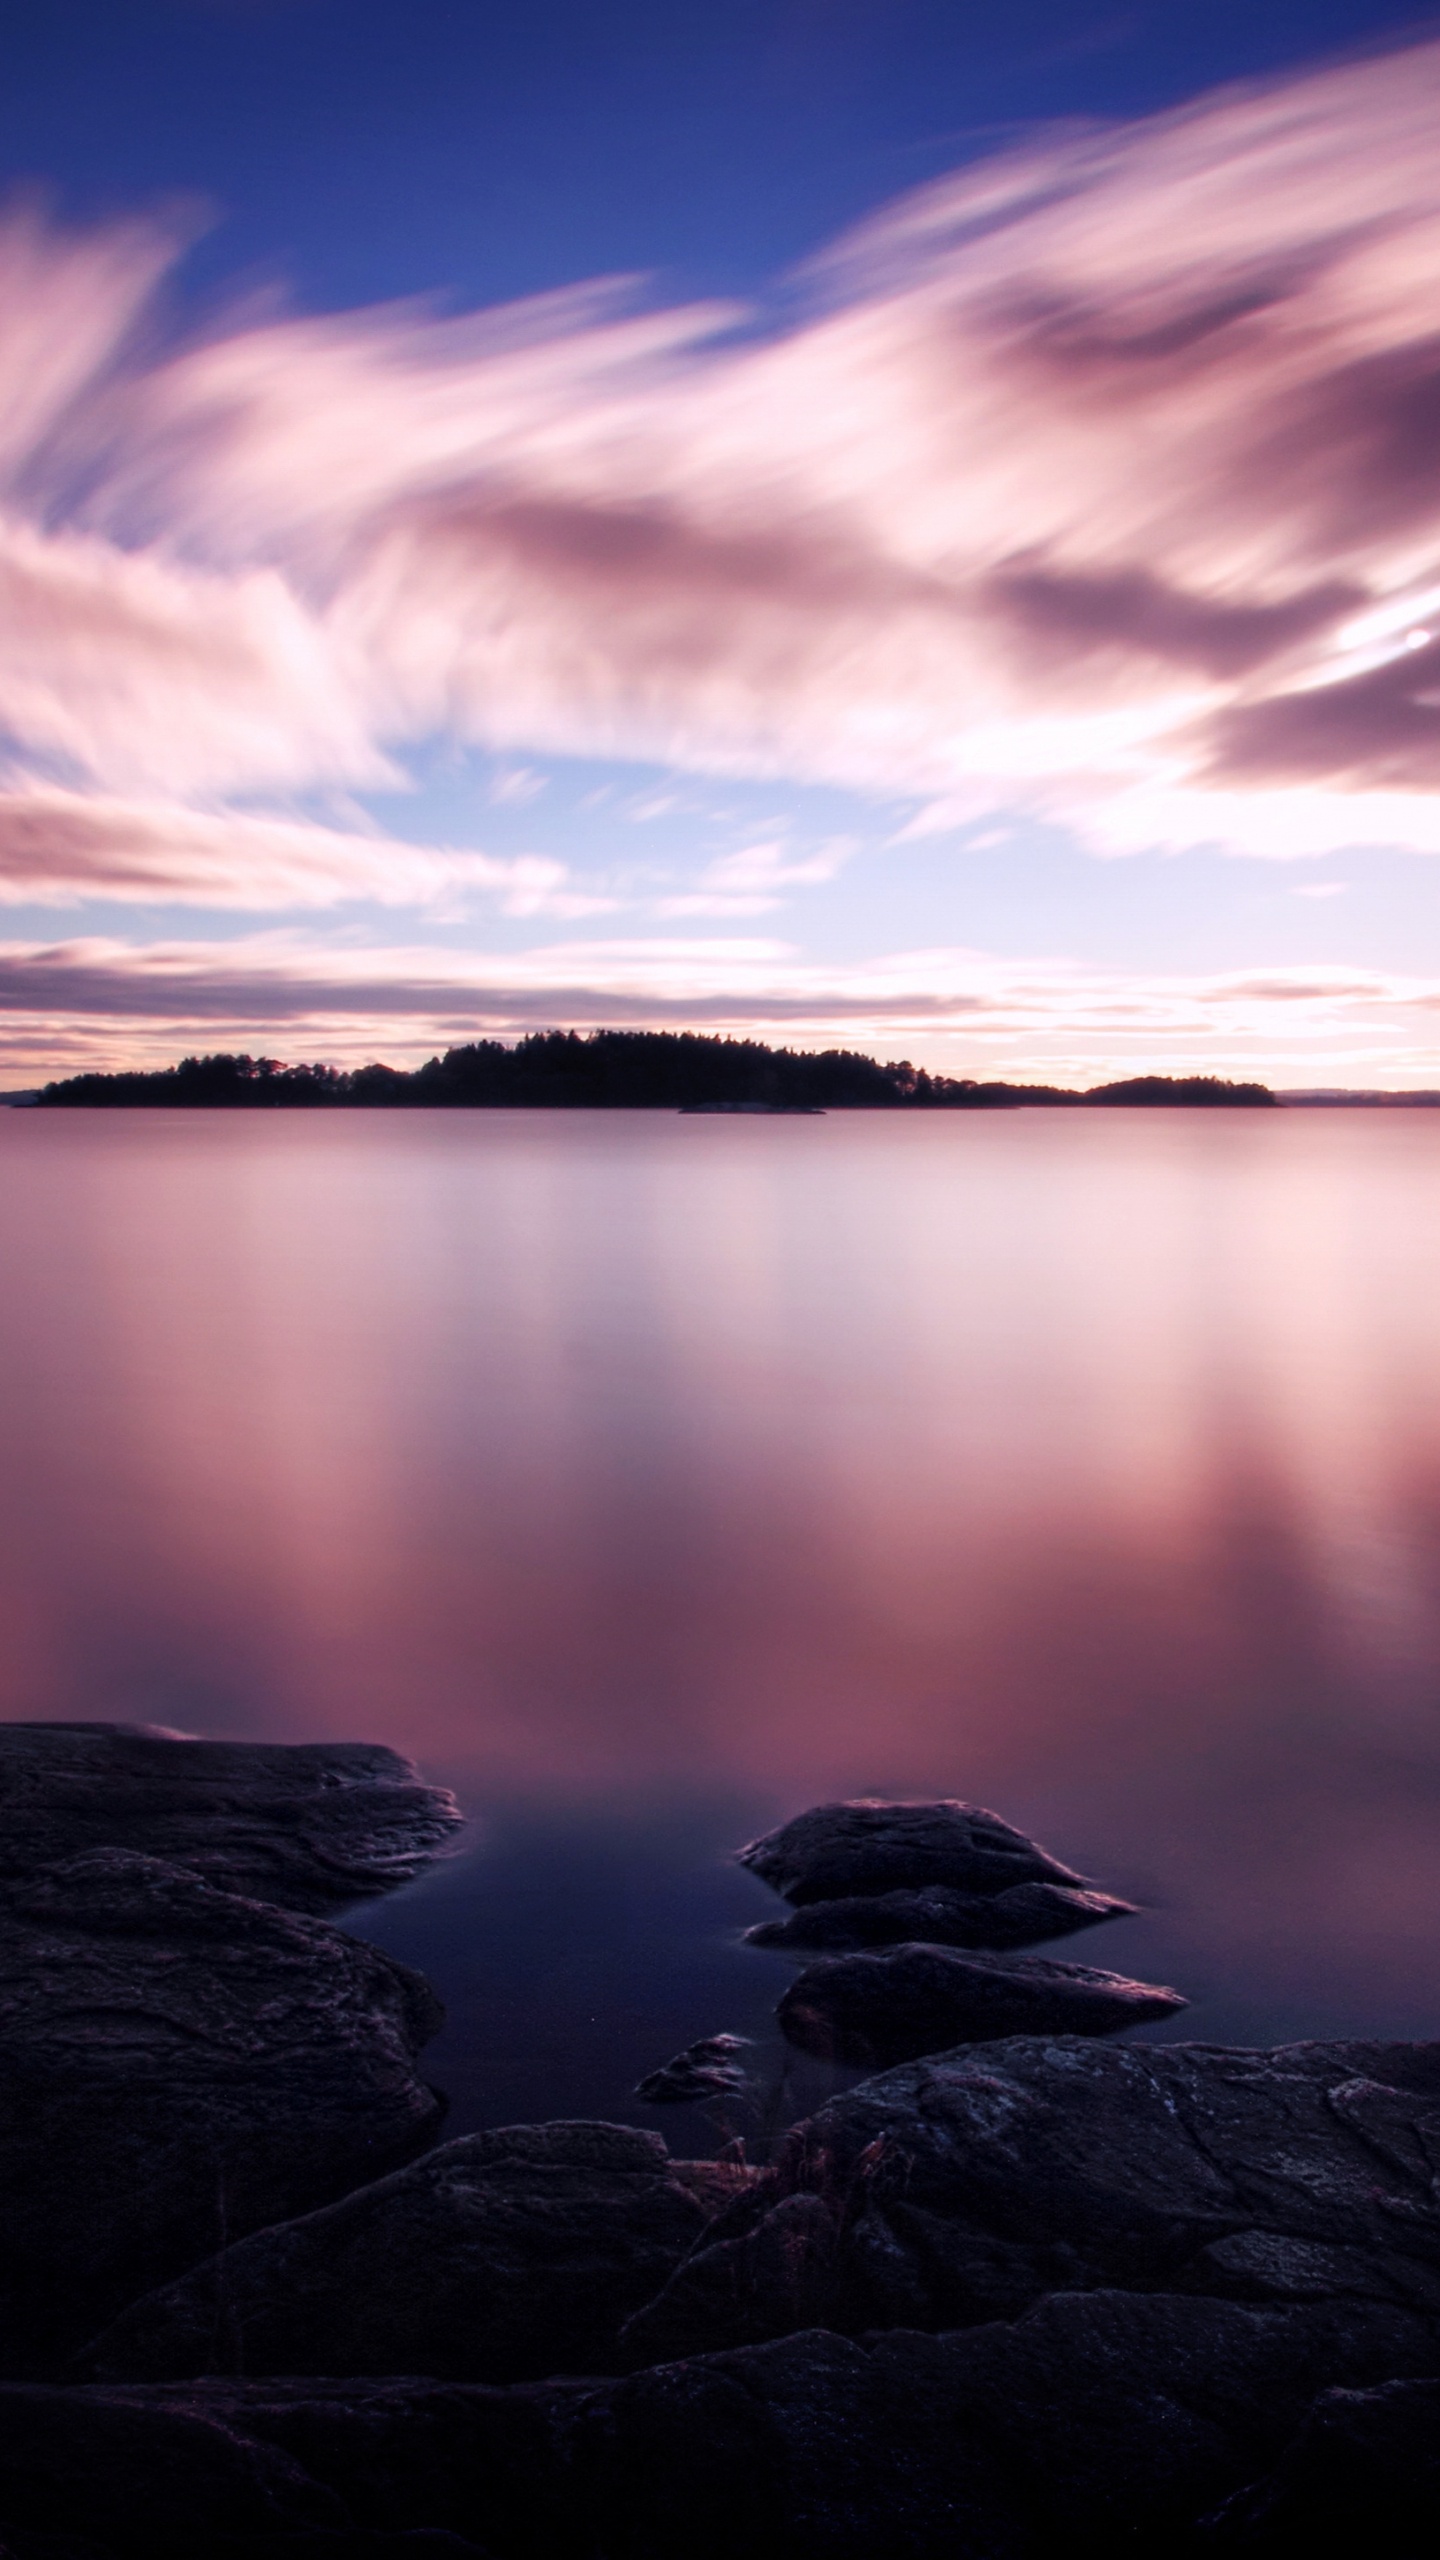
[31,1031,1277,1109]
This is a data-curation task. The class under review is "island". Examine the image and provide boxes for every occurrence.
[27,1031,1278,1110]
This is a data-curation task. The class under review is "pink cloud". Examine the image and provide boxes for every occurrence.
[8,40,1440,916]
[0,784,607,915]
[0,934,1436,1086]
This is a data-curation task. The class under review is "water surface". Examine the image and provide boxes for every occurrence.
[3,1108,1439,2131]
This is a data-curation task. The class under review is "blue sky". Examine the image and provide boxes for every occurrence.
[4,2,1440,1083]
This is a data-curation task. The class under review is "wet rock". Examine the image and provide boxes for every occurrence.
[737,1798,1086,1905]
[0,1723,462,1916]
[81,2122,722,2386]
[635,2036,752,2105]
[744,1879,1135,1954]
[8,2290,1439,2559]
[0,1850,445,2372]
[618,2034,1440,2366]
[775,1941,1186,2067]
[1201,2376,1440,2551]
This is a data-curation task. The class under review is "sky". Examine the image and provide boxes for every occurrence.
[6,1,1440,1086]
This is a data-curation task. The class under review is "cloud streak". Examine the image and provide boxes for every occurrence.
[1,40,1440,852]
[9,42,1440,1054]
[0,932,1435,1088]
[0,784,607,915]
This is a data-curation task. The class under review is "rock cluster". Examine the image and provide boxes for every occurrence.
[618,2033,1440,2364]
[0,1741,1435,2557]
[736,1796,1184,2068]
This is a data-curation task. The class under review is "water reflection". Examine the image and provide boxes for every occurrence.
[2,1106,1439,2121]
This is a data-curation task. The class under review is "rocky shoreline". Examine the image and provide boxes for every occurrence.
[0,1726,1434,2556]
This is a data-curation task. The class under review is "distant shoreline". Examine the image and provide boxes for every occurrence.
[11,1033,1440,1110]
[10,1031,1281,1112]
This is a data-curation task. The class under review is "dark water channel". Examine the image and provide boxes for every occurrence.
[3,1107,1440,2139]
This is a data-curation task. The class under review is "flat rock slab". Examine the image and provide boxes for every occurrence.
[0,1850,445,2372]
[745,1880,1134,1955]
[775,1941,1186,2066]
[82,2121,733,2387]
[6,2291,1439,2558]
[0,1724,463,1915]
[619,2034,1440,2366]
[737,1799,1085,1905]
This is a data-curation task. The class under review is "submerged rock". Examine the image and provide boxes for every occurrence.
[617,2035,1440,2367]
[736,1798,1085,1905]
[635,2035,753,2106]
[0,1723,463,1916]
[0,1850,444,2371]
[81,2121,726,2388]
[775,1940,1186,2067]
[744,1878,1135,1954]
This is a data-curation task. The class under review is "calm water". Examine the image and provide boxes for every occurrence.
[3,1107,1440,2134]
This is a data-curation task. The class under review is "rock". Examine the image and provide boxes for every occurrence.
[81,2122,724,2386]
[744,1879,1135,1954]
[0,2373,587,2560]
[7,2290,1439,2558]
[1200,2377,1440,2552]
[775,1941,1186,2067]
[216,2539,496,2558]
[215,2539,494,2558]
[0,1724,463,1916]
[587,2294,1440,2560]
[737,1799,1086,1905]
[617,2034,1440,2367]
[635,2036,753,2105]
[0,2381,349,2549]
[0,1850,445,2372]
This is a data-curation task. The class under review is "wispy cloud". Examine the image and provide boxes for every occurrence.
[8,42,1440,1049]
[0,783,607,915]
[0,37,1439,860]
[0,933,1435,1085]
[658,836,854,915]
[486,765,547,805]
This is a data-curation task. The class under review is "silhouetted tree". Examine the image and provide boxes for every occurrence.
[34,1037,1277,1110]
[1087,1076,1276,1107]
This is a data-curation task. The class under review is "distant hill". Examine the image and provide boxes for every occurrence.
[29,1034,1277,1110]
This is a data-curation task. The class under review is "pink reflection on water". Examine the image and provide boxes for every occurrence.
[2,1107,1440,2044]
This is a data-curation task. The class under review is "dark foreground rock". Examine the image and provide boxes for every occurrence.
[0,1850,444,2372]
[1201,2376,1440,2552]
[745,1879,1135,1954]
[82,2122,736,2386]
[619,2034,1440,2365]
[3,2292,1436,2559]
[0,1724,462,1915]
[737,1799,1085,1904]
[776,1942,1186,2066]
